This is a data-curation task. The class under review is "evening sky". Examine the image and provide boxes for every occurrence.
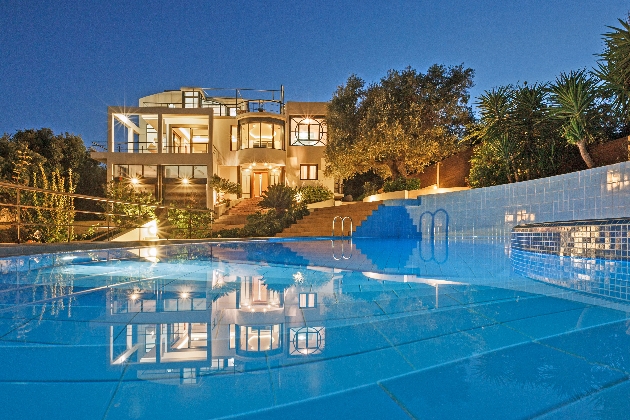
[0,0,628,146]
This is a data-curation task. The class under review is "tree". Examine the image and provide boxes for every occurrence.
[325,65,474,180]
[26,165,76,242]
[549,70,600,168]
[596,17,630,121]
[467,83,567,186]
[106,181,157,228]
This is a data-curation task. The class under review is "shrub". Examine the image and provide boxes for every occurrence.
[295,184,333,204]
[383,177,421,192]
[259,184,295,214]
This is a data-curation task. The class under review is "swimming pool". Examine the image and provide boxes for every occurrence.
[1,237,629,419]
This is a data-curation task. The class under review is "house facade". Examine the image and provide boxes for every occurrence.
[91,86,335,209]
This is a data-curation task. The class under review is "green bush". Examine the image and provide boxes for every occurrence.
[296,184,333,204]
[383,177,421,192]
[259,184,295,213]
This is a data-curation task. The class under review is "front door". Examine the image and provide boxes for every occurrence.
[251,171,269,198]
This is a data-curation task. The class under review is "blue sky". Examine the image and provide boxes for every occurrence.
[0,0,628,146]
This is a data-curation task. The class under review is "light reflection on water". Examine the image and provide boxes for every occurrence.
[0,238,629,419]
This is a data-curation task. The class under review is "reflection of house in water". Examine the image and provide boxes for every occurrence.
[107,268,331,383]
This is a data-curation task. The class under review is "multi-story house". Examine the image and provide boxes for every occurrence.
[91,86,334,209]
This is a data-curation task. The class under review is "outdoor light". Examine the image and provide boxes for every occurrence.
[148,222,158,237]
[130,177,139,185]
[180,292,190,299]
[181,177,190,185]
[130,293,139,301]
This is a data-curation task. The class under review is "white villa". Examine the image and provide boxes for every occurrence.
[91,86,337,209]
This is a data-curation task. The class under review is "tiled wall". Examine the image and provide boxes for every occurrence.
[356,161,630,238]
[511,249,630,301]
[511,219,630,260]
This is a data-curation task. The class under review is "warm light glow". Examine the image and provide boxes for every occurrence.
[148,246,157,257]
[180,292,190,299]
[181,177,190,185]
[130,177,139,185]
[130,293,139,301]
[148,222,158,237]
[295,192,303,203]
[433,185,438,189]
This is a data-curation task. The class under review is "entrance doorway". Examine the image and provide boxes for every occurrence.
[251,171,269,198]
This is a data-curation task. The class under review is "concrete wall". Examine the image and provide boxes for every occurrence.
[356,161,630,239]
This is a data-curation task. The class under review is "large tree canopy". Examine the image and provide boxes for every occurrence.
[0,128,106,197]
[324,65,474,180]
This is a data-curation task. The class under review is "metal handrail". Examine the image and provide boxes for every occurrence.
[0,181,215,243]
[331,237,353,260]
[332,216,353,237]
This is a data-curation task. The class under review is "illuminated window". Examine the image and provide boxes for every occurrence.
[237,118,284,150]
[183,91,200,108]
[164,165,207,179]
[230,125,237,151]
[300,164,318,180]
[290,117,327,146]
[238,324,281,353]
[299,293,316,308]
[289,327,325,356]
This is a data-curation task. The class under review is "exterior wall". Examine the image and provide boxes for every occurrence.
[356,161,630,239]
[92,89,334,206]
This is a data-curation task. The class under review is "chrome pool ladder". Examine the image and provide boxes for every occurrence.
[332,216,353,237]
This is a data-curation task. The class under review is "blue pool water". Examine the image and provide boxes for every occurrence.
[1,237,629,419]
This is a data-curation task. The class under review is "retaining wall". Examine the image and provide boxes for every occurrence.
[355,161,630,238]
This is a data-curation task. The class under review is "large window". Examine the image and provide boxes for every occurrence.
[289,327,325,356]
[168,126,208,153]
[164,165,208,179]
[290,117,327,146]
[238,325,282,353]
[114,165,158,179]
[238,118,284,150]
[300,164,318,180]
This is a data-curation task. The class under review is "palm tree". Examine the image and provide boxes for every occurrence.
[471,86,519,182]
[595,17,630,121]
[549,70,599,168]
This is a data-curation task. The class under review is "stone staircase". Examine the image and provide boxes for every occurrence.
[212,197,264,231]
[276,201,382,237]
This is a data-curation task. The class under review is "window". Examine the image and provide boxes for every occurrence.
[230,126,237,151]
[299,293,316,308]
[238,118,284,150]
[164,165,208,179]
[290,117,327,146]
[113,165,156,179]
[238,324,281,353]
[183,91,200,108]
[300,164,318,180]
[289,327,325,356]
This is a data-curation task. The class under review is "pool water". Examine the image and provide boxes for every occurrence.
[1,238,629,419]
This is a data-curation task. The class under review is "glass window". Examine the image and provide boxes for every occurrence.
[129,165,143,178]
[193,166,207,178]
[290,117,327,146]
[114,165,128,178]
[144,165,157,178]
[230,126,237,151]
[300,164,318,180]
[179,166,193,179]
[289,327,325,356]
[164,166,179,178]
[299,293,317,308]
[238,119,285,150]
